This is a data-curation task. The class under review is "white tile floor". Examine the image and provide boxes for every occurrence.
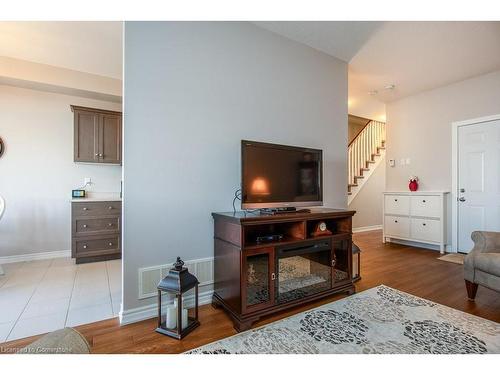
[0,258,121,343]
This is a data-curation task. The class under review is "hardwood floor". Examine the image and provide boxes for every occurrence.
[2,230,499,353]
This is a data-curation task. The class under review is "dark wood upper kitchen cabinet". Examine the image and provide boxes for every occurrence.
[71,105,122,164]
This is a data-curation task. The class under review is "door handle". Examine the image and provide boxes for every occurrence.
[458,197,466,202]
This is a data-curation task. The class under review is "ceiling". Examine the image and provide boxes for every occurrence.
[350,22,500,102]
[254,21,383,63]
[2,22,498,101]
[255,21,500,102]
[0,22,122,79]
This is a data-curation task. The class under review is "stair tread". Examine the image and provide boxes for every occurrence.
[354,176,364,179]
[348,183,358,187]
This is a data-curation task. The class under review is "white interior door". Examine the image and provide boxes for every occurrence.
[457,120,500,252]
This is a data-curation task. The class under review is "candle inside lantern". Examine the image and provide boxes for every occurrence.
[182,308,188,329]
[165,304,177,329]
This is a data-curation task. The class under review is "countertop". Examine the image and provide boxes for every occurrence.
[71,193,122,202]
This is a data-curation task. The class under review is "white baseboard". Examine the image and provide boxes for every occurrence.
[120,288,214,326]
[387,238,452,253]
[0,250,71,264]
[352,225,382,233]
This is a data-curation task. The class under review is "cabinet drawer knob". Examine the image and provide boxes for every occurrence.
[423,223,426,226]
[108,223,113,227]
[394,199,398,202]
[395,220,398,223]
[83,207,88,211]
[108,206,113,210]
[109,242,113,246]
[422,200,426,203]
[331,259,336,267]
[83,224,88,228]
[83,245,87,249]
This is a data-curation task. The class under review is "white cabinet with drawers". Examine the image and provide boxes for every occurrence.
[383,191,449,253]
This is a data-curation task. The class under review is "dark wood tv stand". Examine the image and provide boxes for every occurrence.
[212,208,356,332]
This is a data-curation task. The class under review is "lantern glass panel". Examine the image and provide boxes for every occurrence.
[352,253,359,279]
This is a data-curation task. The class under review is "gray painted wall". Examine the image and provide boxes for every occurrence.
[384,70,500,247]
[386,69,500,191]
[349,156,385,229]
[123,22,348,312]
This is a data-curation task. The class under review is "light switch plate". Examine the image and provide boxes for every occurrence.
[389,159,395,167]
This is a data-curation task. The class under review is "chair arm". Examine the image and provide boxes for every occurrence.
[470,231,500,254]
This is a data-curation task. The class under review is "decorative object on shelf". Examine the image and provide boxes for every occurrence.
[352,242,361,282]
[408,176,419,192]
[0,136,4,158]
[72,189,86,198]
[310,221,332,237]
[156,256,200,339]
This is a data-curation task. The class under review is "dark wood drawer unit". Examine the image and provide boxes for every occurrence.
[72,200,122,263]
[212,208,356,332]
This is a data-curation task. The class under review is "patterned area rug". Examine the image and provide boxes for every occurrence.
[186,285,500,354]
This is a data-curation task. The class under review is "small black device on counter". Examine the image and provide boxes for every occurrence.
[256,234,284,244]
[72,189,86,198]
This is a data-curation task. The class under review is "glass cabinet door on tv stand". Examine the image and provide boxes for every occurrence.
[332,236,351,285]
[242,247,275,313]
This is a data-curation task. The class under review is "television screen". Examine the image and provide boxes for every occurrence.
[241,140,323,209]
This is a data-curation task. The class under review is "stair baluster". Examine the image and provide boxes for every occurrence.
[348,120,386,196]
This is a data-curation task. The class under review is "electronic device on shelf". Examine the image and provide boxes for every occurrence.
[259,207,312,215]
[241,140,323,210]
[255,234,284,244]
[72,189,86,198]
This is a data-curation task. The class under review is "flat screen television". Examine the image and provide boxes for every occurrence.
[241,140,323,209]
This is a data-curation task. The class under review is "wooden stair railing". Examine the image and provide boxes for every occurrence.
[348,120,386,194]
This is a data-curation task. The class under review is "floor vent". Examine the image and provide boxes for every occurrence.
[138,257,214,299]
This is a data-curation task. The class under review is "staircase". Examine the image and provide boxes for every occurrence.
[348,120,386,204]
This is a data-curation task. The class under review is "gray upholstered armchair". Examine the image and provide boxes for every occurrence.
[464,231,500,300]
